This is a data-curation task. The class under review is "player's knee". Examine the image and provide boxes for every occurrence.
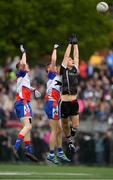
[50,127,57,135]
[72,121,79,129]
[57,126,62,135]
[72,124,79,129]
[62,121,68,129]
[29,124,32,130]
[25,124,32,131]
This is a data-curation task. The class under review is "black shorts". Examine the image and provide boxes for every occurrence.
[61,100,79,118]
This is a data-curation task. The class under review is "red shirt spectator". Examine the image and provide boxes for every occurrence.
[79,61,87,79]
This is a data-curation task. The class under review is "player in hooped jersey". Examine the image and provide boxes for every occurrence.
[13,45,40,162]
[45,44,70,164]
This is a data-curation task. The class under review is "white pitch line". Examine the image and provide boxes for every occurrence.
[35,172,93,176]
[0,172,30,175]
[0,172,93,176]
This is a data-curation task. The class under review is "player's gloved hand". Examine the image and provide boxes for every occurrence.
[20,44,26,53]
[68,35,73,44]
[54,44,59,49]
[34,89,41,98]
[72,34,78,44]
[68,34,78,44]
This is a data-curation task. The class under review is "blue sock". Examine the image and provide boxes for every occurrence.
[14,138,23,151]
[57,147,63,157]
[49,150,54,157]
[25,145,33,154]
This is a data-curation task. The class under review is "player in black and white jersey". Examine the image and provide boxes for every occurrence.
[60,35,79,154]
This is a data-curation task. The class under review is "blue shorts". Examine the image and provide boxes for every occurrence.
[14,100,32,120]
[44,101,61,120]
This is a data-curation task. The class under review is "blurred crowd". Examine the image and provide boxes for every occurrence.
[0,129,113,166]
[0,49,113,165]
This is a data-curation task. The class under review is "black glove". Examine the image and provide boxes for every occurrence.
[68,35,73,44]
[68,34,78,45]
[72,34,78,44]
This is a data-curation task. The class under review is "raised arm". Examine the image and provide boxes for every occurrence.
[62,44,72,67]
[50,44,59,71]
[73,44,79,69]
[69,34,79,69]
[20,44,27,65]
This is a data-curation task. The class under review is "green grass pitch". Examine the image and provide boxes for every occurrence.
[0,164,113,179]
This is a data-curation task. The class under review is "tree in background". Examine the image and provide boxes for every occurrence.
[0,0,112,65]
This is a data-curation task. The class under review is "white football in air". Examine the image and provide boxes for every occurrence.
[96,2,109,13]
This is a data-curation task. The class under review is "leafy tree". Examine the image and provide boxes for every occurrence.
[0,0,112,65]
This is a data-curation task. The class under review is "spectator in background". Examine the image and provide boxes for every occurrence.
[79,133,95,165]
[87,62,94,78]
[89,51,103,67]
[32,130,49,162]
[105,50,113,76]
[94,132,104,166]
[79,61,87,79]
[0,131,12,161]
[103,130,112,165]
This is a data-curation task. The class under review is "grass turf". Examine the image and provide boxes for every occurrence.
[0,164,113,179]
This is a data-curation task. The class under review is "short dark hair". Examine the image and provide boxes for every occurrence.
[16,62,25,70]
[16,62,20,70]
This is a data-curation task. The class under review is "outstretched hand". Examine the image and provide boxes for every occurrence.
[54,44,59,49]
[68,34,78,44]
[72,34,78,45]
[20,44,25,53]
